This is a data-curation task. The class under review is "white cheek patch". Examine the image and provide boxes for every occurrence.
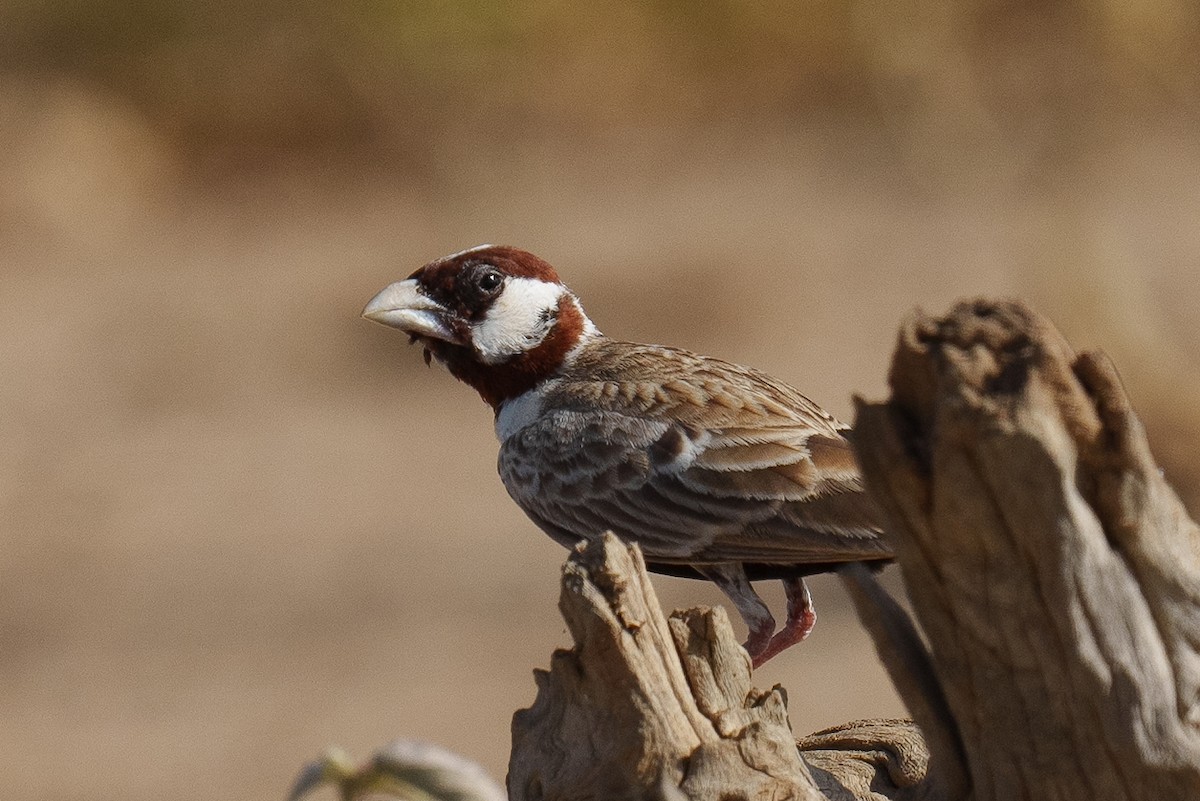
[472,278,566,365]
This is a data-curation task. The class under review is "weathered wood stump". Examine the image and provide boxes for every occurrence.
[850,299,1200,801]
[508,299,1200,801]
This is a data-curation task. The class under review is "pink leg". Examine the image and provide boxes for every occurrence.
[750,577,816,667]
[699,564,776,662]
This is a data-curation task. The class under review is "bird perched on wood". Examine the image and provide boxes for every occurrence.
[363,245,892,666]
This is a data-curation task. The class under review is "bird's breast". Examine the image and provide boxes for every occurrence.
[494,386,548,442]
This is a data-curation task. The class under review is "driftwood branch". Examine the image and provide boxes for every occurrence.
[851,299,1200,801]
[508,533,931,801]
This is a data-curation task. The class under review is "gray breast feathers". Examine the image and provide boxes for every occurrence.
[497,407,887,566]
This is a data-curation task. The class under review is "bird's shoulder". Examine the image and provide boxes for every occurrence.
[539,337,845,434]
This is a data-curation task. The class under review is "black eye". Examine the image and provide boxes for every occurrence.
[477,270,503,293]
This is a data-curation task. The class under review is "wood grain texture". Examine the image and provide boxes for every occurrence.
[508,533,927,800]
[852,299,1200,801]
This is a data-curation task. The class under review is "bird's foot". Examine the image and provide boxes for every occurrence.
[749,577,816,668]
[742,624,775,662]
[749,607,815,668]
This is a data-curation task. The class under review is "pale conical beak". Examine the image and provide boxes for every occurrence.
[362,279,463,344]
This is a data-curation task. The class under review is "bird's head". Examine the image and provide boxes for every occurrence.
[363,245,598,409]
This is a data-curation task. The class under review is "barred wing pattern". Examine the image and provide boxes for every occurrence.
[497,339,890,573]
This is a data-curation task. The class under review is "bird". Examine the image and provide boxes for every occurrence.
[362,244,892,666]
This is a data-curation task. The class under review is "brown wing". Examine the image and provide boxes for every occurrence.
[499,340,891,568]
[649,422,887,565]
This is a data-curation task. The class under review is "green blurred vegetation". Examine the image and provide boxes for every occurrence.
[4,0,1198,163]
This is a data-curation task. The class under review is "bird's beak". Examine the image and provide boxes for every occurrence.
[362,279,464,345]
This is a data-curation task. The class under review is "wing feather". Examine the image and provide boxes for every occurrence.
[498,339,891,569]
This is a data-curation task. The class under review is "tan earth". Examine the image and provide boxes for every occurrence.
[2,85,1198,801]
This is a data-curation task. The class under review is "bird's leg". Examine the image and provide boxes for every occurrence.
[750,577,816,667]
[699,563,776,663]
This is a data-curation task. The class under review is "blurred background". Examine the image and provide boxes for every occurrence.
[3,2,1199,799]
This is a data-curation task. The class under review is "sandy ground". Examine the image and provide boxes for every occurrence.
[1,88,1198,800]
